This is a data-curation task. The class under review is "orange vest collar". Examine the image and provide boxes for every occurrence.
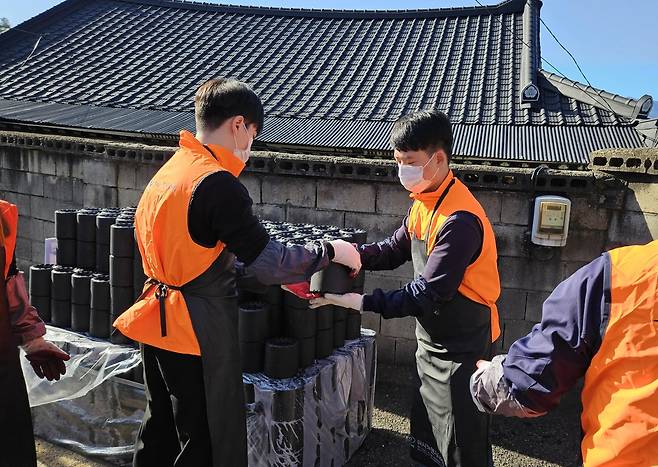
[178,130,245,178]
[406,174,501,342]
[0,200,18,279]
[410,170,455,202]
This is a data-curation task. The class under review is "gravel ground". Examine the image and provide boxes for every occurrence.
[36,438,111,467]
[346,363,582,467]
[37,363,581,467]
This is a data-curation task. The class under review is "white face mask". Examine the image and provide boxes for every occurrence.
[398,152,439,193]
[233,123,253,163]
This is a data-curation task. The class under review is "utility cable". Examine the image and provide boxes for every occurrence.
[0,33,44,88]
[539,17,595,90]
[8,27,49,36]
[538,16,620,117]
[473,0,622,119]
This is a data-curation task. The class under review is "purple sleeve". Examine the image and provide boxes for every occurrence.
[359,218,412,271]
[362,212,482,319]
[417,211,483,302]
[7,271,46,345]
[502,253,610,413]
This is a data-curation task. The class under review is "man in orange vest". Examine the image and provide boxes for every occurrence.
[470,240,658,466]
[114,78,360,467]
[310,111,501,467]
[0,200,70,466]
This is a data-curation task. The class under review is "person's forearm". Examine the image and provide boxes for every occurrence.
[362,286,423,319]
[360,224,411,271]
[7,271,46,345]
[470,355,545,418]
[245,240,331,285]
[364,273,459,318]
[362,274,444,319]
[495,254,609,414]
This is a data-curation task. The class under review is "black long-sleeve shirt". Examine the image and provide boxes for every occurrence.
[361,211,483,319]
[188,171,270,266]
[186,171,329,284]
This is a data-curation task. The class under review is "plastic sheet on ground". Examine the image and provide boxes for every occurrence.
[27,326,377,466]
[23,325,141,407]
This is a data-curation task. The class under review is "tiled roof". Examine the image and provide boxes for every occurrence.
[0,98,644,166]
[0,0,652,165]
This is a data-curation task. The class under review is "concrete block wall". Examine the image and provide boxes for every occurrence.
[241,173,658,362]
[2,134,657,366]
[0,140,163,275]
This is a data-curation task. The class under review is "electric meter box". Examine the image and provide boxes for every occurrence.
[531,195,571,247]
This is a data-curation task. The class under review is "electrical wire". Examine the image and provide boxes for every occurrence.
[538,16,620,117]
[19,35,43,68]
[9,27,49,36]
[475,0,614,113]
[539,17,594,90]
[0,33,44,88]
[641,133,658,146]
[473,0,622,119]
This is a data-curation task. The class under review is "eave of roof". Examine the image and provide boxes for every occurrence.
[0,98,645,167]
[539,70,653,120]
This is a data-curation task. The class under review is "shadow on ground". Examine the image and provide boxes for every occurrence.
[348,364,582,467]
[38,363,580,466]
[490,382,582,467]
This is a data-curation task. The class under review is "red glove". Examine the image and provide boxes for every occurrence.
[22,337,70,381]
[281,282,320,300]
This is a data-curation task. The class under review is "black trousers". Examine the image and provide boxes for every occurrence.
[133,344,212,467]
[0,349,36,467]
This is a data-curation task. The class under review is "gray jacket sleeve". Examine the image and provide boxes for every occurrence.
[469,354,545,418]
[244,240,331,285]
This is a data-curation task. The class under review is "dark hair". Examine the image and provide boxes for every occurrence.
[194,78,264,134]
[389,110,453,161]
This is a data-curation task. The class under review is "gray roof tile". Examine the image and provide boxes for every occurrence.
[0,0,651,164]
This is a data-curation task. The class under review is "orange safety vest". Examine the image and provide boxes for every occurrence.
[113,130,245,355]
[407,171,501,341]
[580,240,658,466]
[0,200,18,279]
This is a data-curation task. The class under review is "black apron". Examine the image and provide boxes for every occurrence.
[137,144,248,466]
[408,181,493,467]
[147,249,245,467]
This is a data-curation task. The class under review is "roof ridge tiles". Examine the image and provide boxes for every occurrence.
[114,0,526,19]
[539,69,653,120]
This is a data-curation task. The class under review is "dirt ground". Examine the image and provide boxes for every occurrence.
[346,364,582,467]
[37,364,582,467]
[36,438,111,467]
